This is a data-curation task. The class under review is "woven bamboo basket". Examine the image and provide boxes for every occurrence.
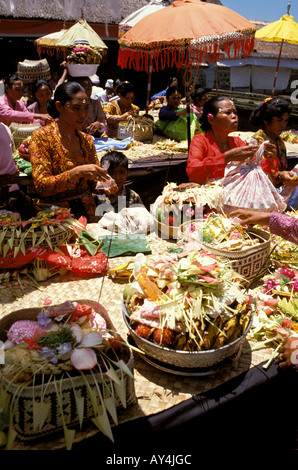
[17,59,51,83]
[0,300,135,442]
[178,221,271,281]
[9,122,41,148]
[117,119,154,142]
[122,301,252,369]
[1,224,72,249]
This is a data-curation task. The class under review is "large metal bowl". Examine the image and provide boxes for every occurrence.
[122,300,252,369]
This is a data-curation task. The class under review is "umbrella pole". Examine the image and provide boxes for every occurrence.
[185,66,192,152]
[272,39,284,96]
[145,55,153,115]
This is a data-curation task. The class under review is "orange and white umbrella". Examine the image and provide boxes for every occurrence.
[118,0,256,148]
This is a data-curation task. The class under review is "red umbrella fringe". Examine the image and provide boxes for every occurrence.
[118,36,255,72]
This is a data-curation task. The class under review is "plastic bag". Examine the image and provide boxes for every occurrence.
[155,113,201,142]
[222,142,287,213]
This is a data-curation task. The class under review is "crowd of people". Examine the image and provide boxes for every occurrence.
[0,63,298,370]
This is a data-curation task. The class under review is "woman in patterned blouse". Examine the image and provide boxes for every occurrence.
[103,81,139,138]
[30,81,109,222]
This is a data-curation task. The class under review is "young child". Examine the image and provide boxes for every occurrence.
[94,150,143,217]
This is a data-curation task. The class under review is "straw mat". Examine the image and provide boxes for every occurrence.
[0,233,274,450]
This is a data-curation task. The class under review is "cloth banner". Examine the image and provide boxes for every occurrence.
[0,245,108,273]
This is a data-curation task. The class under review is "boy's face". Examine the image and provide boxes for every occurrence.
[109,166,128,191]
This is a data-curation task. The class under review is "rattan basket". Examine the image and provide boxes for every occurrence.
[9,122,41,148]
[17,59,51,83]
[122,301,252,369]
[0,300,135,442]
[178,221,271,281]
[117,119,154,142]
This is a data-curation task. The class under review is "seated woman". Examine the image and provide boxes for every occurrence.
[69,76,106,137]
[186,96,259,184]
[95,150,143,217]
[103,81,140,138]
[156,86,201,142]
[191,87,208,119]
[27,79,53,126]
[0,75,52,127]
[250,96,293,184]
[150,76,178,104]
[30,81,109,223]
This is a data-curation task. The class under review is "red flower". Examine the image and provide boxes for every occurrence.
[281,318,294,330]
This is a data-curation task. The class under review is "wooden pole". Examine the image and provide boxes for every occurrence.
[271,39,284,96]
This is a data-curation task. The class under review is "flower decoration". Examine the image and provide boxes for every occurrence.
[207,113,214,119]
[0,301,135,449]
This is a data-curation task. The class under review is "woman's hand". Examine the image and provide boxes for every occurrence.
[69,164,110,183]
[278,337,298,370]
[85,121,105,135]
[263,142,277,162]
[225,145,258,164]
[35,113,53,124]
[277,170,298,186]
[120,110,135,120]
[229,208,271,226]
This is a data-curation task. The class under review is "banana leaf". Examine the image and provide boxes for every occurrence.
[98,234,151,258]
[75,229,104,256]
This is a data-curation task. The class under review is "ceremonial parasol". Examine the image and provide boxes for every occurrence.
[35,29,67,56]
[255,2,298,95]
[118,0,257,149]
[35,20,108,58]
[118,0,173,38]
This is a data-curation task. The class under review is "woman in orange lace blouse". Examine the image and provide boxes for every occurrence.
[30,81,109,222]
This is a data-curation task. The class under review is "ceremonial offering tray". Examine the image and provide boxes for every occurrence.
[0,206,74,255]
[178,214,271,281]
[0,300,135,447]
[122,248,253,370]
[67,64,99,77]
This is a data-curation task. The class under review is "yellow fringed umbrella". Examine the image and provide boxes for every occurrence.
[255,6,298,95]
[35,20,107,57]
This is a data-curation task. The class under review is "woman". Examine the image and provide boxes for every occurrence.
[27,79,53,126]
[191,87,208,119]
[103,81,139,138]
[0,75,52,126]
[156,86,200,142]
[150,76,178,103]
[30,81,109,222]
[250,96,293,185]
[186,96,259,184]
[70,76,105,137]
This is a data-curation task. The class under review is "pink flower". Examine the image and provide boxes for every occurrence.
[207,113,214,119]
[43,298,52,305]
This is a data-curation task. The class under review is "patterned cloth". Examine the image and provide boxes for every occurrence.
[103,100,139,138]
[30,121,100,222]
[270,211,298,244]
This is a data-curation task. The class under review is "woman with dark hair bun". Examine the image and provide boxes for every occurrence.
[249,96,293,185]
[191,87,208,119]
[103,81,139,138]
[30,81,109,222]
[27,79,53,126]
[187,95,258,184]
[0,74,52,126]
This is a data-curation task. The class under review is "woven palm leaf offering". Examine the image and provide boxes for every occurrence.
[244,268,298,369]
[151,182,224,240]
[178,213,271,282]
[122,248,253,371]
[0,300,135,449]
[0,206,75,258]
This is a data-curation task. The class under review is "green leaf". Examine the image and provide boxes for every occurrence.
[33,400,51,430]
[2,243,10,258]
[92,406,114,442]
[114,378,127,409]
[104,364,122,386]
[104,396,118,426]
